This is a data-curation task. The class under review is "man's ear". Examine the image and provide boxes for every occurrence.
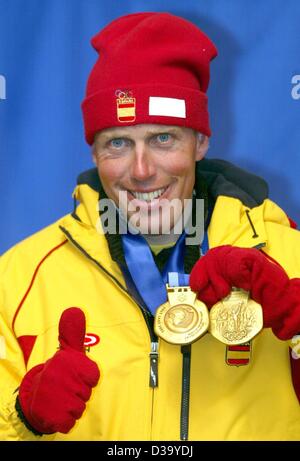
[195,134,209,161]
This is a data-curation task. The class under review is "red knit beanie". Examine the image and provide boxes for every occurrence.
[81,12,218,145]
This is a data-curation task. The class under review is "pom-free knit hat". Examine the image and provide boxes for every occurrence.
[82,12,218,145]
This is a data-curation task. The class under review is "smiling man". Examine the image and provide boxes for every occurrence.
[93,124,208,238]
[1,12,300,442]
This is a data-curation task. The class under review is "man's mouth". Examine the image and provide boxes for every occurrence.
[128,186,169,203]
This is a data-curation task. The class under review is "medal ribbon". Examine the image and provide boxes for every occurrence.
[122,230,209,315]
[122,231,186,315]
[201,231,209,256]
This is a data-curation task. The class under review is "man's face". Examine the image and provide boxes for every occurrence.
[93,124,208,235]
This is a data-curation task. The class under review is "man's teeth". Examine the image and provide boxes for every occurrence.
[131,187,166,202]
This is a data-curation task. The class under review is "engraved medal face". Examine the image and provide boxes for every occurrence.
[154,300,209,345]
[209,289,263,345]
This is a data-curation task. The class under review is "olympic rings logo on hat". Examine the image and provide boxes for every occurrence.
[115,89,133,99]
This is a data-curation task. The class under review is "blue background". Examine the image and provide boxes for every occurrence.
[0,0,299,254]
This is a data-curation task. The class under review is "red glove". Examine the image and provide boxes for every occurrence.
[18,307,100,434]
[189,245,300,340]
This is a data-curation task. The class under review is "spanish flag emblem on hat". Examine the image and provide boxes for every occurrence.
[116,90,136,123]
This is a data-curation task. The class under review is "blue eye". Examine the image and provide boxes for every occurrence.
[110,138,125,148]
[157,133,170,143]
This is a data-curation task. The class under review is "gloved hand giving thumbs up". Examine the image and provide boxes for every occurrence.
[17,308,100,435]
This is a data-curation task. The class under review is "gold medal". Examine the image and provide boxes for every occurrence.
[154,284,209,345]
[209,288,263,345]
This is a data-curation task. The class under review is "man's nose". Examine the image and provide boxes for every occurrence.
[130,144,156,181]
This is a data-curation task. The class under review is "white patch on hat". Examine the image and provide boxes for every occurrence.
[149,97,186,119]
[0,336,6,359]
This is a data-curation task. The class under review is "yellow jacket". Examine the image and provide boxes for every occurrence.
[0,164,300,441]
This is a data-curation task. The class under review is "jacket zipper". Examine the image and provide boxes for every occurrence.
[59,226,159,389]
[149,340,159,388]
[180,345,191,441]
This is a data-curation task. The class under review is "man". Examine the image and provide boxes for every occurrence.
[0,12,300,441]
